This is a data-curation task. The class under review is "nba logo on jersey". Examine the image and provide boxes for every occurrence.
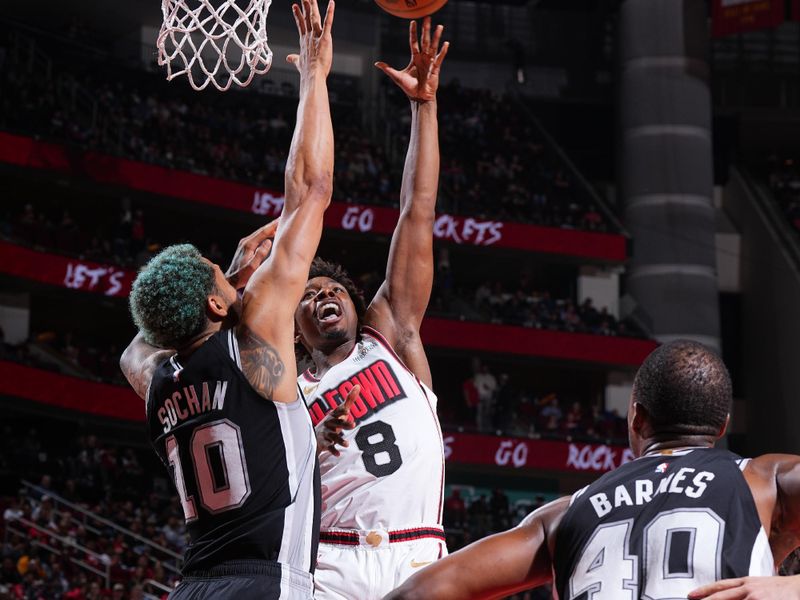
[655,462,669,473]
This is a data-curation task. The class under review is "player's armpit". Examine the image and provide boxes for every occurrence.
[120,332,173,401]
[383,496,569,600]
[749,453,800,561]
[689,575,800,600]
[236,324,286,402]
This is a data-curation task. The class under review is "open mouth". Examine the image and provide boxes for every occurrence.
[316,301,343,324]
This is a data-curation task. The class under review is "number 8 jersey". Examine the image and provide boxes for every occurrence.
[553,447,774,600]
[146,330,320,576]
[298,326,446,536]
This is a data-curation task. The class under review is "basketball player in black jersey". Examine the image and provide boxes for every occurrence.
[119,2,336,598]
[384,340,800,600]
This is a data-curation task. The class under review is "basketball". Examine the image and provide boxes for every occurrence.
[374,0,448,19]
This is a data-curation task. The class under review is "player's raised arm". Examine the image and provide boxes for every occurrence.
[384,496,569,600]
[120,332,173,400]
[366,18,449,387]
[120,219,279,399]
[236,0,335,403]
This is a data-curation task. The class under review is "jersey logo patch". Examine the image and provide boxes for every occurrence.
[655,462,669,473]
[307,359,407,426]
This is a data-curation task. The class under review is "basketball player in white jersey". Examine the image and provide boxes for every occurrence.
[293,17,449,600]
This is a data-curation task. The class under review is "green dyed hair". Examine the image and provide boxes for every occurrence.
[129,244,215,348]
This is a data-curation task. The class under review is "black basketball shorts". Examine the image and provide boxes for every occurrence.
[169,559,314,600]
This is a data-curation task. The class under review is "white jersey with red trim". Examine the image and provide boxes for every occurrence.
[298,326,445,532]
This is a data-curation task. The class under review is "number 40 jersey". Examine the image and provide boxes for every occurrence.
[554,447,774,600]
[298,326,446,536]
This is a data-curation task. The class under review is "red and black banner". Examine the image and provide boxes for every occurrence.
[712,0,785,37]
[792,0,800,21]
[0,239,657,365]
[0,361,142,421]
[0,361,632,474]
[0,241,134,297]
[0,132,627,262]
[444,431,633,474]
[421,317,657,366]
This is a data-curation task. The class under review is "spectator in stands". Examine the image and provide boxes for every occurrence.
[0,557,20,586]
[161,516,186,552]
[0,327,9,361]
[444,489,467,529]
[489,489,510,531]
[564,401,584,434]
[473,362,498,431]
[462,374,480,426]
[493,373,515,432]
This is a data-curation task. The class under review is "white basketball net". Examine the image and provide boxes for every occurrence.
[157,0,273,92]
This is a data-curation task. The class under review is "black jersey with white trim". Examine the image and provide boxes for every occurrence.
[553,447,773,600]
[146,329,320,574]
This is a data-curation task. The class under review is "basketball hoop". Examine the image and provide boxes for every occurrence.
[157,0,273,92]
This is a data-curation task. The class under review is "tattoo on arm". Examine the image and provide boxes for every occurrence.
[237,326,285,399]
[126,367,153,401]
[121,350,171,401]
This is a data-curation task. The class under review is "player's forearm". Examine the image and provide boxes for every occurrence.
[284,70,334,211]
[120,332,171,400]
[399,99,439,214]
[384,564,466,600]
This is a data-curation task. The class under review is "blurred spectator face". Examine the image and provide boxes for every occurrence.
[130,585,144,600]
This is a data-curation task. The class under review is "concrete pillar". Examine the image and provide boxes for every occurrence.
[619,0,720,350]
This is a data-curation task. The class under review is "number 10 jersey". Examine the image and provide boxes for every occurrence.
[298,326,445,533]
[146,330,320,576]
[553,447,774,600]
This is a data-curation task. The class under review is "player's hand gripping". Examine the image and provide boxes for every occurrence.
[375,17,449,103]
[318,385,360,457]
[688,575,800,600]
[287,0,335,77]
[225,218,279,290]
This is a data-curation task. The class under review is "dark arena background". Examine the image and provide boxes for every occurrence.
[1,0,800,598]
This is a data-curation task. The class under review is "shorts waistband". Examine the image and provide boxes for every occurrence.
[182,559,313,590]
[319,525,445,548]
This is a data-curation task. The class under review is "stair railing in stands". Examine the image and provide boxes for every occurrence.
[4,516,112,588]
[736,167,800,276]
[144,578,174,599]
[22,480,184,577]
[507,86,629,238]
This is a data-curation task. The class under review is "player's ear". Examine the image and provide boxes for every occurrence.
[294,323,305,346]
[207,294,229,320]
[717,414,730,439]
[630,402,648,436]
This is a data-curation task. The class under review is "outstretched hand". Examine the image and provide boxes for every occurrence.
[225,218,279,290]
[287,0,335,76]
[317,385,360,457]
[375,17,449,103]
[688,575,800,600]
